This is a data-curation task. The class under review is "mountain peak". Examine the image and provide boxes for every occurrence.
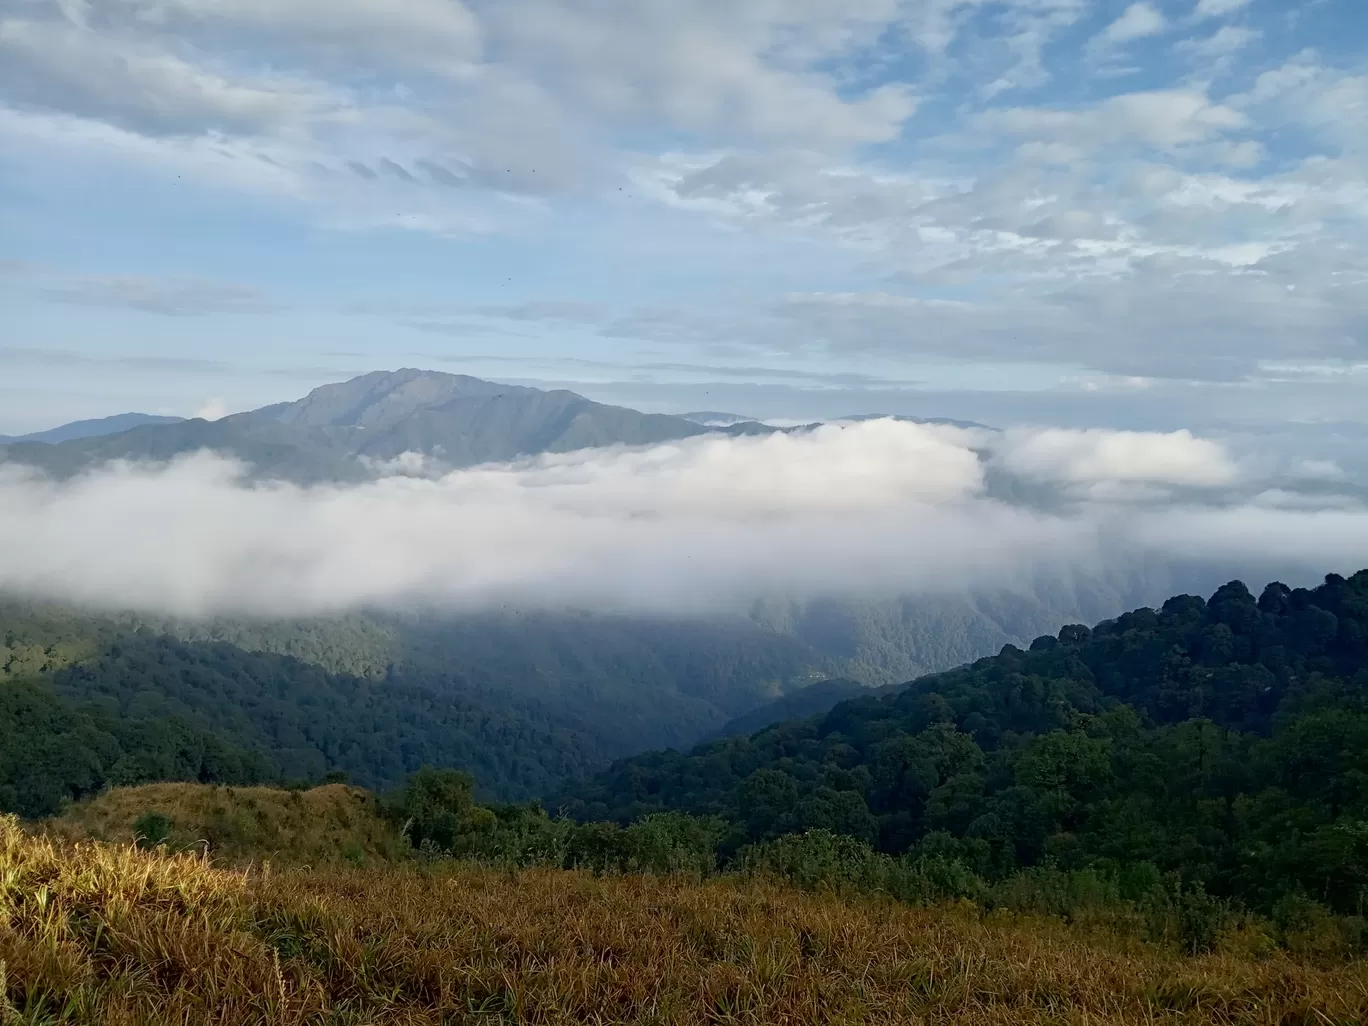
[256,369,540,431]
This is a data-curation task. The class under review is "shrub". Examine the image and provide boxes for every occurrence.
[133,811,173,850]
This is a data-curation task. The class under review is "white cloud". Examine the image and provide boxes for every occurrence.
[1179,25,1259,61]
[0,421,1362,618]
[1094,2,1167,49]
[1236,57,1368,154]
[1194,0,1252,18]
[995,427,1240,488]
[980,89,1248,152]
[0,16,336,136]
[119,0,483,71]
[2,0,1365,421]
[194,398,230,421]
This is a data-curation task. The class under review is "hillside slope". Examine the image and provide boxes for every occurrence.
[710,677,871,739]
[48,782,404,864]
[0,601,832,817]
[559,570,1368,915]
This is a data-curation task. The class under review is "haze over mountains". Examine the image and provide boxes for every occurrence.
[0,370,998,483]
[3,368,1368,682]
[4,367,1368,820]
[0,413,184,446]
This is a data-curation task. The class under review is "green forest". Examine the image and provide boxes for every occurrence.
[559,571,1368,919]
[0,603,829,817]
[6,570,1368,932]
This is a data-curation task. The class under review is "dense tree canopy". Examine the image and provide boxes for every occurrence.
[0,602,829,817]
[558,571,1368,916]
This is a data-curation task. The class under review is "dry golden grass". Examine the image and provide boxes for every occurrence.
[3,815,1368,1025]
[46,783,405,866]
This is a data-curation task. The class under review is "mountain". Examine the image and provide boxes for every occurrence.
[678,411,760,427]
[0,370,722,481]
[710,677,871,738]
[556,570,1368,916]
[748,562,1217,684]
[0,599,832,817]
[0,371,999,484]
[0,412,184,445]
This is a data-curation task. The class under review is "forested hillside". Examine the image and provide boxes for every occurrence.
[748,561,1233,684]
[560,570,1368,916]
[0,602,831,817]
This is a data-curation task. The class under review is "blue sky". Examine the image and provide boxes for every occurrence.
[2,0,1366,435]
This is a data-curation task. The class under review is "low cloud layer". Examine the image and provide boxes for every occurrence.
[1,421,1365,618]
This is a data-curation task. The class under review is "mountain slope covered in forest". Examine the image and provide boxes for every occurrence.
[558,570,1368,916]
[0,601,831,817]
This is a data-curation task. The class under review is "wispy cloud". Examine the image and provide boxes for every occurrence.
[3,262,277,315]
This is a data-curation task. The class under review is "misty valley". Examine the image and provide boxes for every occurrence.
[5,371,1368,1022]
[9,2,1368,1015]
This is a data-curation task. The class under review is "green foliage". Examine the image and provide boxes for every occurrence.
[388,767,495,853]
[133,811,173,849]
[561,571,1368,922]
[737,829,988,906]
[0,599,832,815]
[388,768,726,878]
[0,674,269,819]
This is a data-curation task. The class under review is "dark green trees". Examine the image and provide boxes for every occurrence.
[559,571,1368,916]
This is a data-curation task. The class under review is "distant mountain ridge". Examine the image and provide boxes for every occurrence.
[0,370,723,482]
[0,370,998,482]
[0,412,184,445]
[678,411,760,427]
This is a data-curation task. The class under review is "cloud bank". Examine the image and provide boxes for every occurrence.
[2,421,1365,618]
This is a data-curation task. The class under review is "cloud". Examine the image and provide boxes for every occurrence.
[0,420,1363,618]
[0,346,226,373]
[194,398,231,421]
[0,16,336,136]
[994,427,1241,491]
[119,0,483,72]
[37,274,277,315]
[980,89,1247,153]
[3,0,1365,422]
[1178,25,1259,63]
[1092,3,1167,51]
[1194,0,1252,18]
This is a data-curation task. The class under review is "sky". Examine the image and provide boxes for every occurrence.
[2,0,1367,436]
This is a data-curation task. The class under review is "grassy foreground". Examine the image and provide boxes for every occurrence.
[3,816,1368,1025]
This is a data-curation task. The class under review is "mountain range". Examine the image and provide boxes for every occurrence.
[0,368,1243,690]
[0,369,989,482]
[0,370,756,481]
[0,412,184,446]
[0,368,1261,803]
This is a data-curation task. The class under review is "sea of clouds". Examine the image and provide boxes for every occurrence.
[1,419,1365,617]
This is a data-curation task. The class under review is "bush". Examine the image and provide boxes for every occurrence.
[388,767,495,853]
[133,811,173,850]
[620,813,727,876]
[736,830,987,905]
